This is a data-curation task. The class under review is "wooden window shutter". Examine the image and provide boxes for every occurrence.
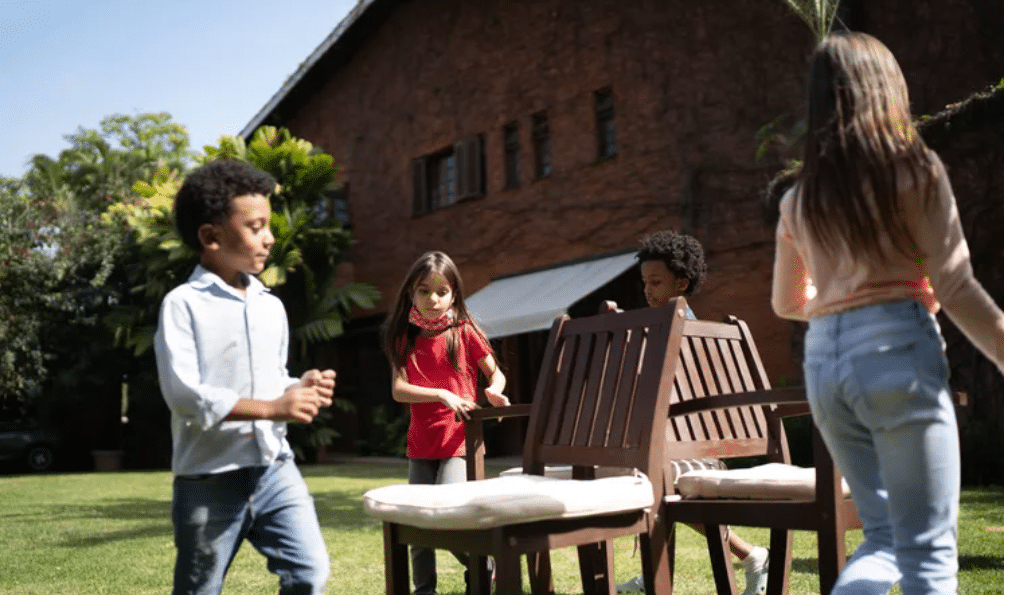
[455,135,485,200]
[411,157,427,215]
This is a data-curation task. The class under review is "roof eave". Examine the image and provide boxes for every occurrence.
[239,0,386,140]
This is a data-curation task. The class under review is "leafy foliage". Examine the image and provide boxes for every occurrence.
[2,115,376,461]
[780,0,840,42]
[1,114,191,414]
[109,126,380,367]
[106,126,379,459]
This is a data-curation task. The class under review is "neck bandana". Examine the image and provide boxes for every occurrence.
[409,305,457,332]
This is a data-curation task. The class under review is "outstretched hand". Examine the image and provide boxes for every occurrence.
[484,388,511,408]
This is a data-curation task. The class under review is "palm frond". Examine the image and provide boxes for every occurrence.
[781,0,840,41]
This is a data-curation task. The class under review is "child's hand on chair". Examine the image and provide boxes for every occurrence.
[484,388,510,408]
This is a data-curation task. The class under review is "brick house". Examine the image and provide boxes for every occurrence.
[241,0,1001,455]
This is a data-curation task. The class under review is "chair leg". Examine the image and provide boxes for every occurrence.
[383,522,410,595]
[704,525,737,595]
[766,529,793,595]
[817,524,846,595]
[527,549,555,594]
[576,541,614,595]
[494,543,524,595]
[469,554,492,595]
[640,517,673,595]
[667,521,677,593]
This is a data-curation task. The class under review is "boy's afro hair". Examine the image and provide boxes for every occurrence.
[174,160,277,252]
[635,230,707,296]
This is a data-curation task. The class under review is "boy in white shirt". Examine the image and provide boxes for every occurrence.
[155,160,333,595]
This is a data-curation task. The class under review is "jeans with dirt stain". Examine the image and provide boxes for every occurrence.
[804,299,959,595]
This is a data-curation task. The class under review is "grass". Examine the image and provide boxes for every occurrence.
[0,462,1002,594]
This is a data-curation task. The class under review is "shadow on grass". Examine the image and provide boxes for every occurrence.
[960,487,1002,505]
[313,489,386,531]
[958,554,1003,572]
[54,497,173,547]
[790,552,1003,575]
[302,462,405,481]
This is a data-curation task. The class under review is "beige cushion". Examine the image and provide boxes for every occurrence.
[363,473,654,530]
[500,459,725,485]
[676,463,851,500]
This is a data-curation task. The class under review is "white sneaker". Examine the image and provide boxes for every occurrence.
[741,546,769,595]
[616,574,646,593]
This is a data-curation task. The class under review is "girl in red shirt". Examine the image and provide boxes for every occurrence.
[381,250,508,595]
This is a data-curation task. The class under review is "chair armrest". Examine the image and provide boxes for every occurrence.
[464,404,533,481]
[667,387,808,419]
[666,387,851,507]
[468,403,533,421]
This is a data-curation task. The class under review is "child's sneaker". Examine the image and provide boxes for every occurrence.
[616,574,645,593]
[741,546,769,595]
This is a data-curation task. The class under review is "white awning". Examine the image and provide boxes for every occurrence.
[465,251,638,339]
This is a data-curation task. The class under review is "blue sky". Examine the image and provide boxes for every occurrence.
[0,0,358,178]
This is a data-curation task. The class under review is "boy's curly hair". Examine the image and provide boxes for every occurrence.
[174,160,277,252]
[635,230,707,296]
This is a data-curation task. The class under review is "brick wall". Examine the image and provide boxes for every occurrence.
[277,0,998,387]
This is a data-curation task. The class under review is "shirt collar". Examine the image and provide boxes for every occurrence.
[188,264,268,298]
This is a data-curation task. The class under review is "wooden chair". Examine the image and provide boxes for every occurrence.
[662,314,861,595]
[363,299,691,595]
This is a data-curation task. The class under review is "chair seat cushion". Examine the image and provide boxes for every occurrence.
[676,463,851,500]
[500,458,725,485]
[363,473,654,530]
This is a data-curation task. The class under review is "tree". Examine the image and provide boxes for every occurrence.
[107,126,379,460]
[0,113,193,467]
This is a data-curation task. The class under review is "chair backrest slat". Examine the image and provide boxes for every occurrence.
[589,328,633,448]
[523,301,686,480]
[608,326,645,447]
[665,317,774,461]
[542,336,579,447]
[572,330,611,446]
[556,332,594,445]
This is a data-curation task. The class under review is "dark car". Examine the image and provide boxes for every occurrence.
[0,419,60,472]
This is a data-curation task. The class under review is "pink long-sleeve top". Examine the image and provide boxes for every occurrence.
[772,150,1003,372]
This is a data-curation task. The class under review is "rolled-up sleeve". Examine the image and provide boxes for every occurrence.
[154,293,240,430]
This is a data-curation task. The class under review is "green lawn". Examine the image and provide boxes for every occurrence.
[0,463,1002,594]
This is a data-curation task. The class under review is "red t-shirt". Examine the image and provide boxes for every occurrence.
[403,321,492,459]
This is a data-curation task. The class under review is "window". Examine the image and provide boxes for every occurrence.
[411,135,485,216]
[315,183,351,227]
[503,121,520,189]
[594,87,616,159]
[531,112,551,179]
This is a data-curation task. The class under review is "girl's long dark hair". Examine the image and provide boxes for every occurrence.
[797,31,935,262]
[381,251,495,376]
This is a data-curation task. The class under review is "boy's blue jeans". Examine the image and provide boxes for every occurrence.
[172,454,330,595]
[804,300,959,595]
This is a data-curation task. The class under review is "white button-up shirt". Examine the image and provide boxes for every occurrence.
[154,265,299,476]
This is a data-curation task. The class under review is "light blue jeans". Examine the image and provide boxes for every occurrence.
[804,300,959,595]
[172,454,330,595]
